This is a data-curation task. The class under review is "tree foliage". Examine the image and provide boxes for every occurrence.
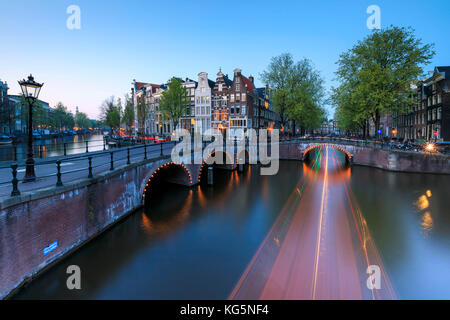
[159,77,190,130]
[52,102,75,130]
[100,96,121,131]
[74,112,92,129]
[122,93,135,133]
[332,26,435,134]
[260,53,326,132]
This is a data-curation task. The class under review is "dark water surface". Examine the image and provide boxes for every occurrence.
[13,156,450,299]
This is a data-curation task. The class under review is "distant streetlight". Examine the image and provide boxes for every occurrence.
[18,74,44,182]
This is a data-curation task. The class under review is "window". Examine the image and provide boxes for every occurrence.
[201,106,205,115]
[438,107,442,120]
[222,110,227,120]
[218,84,223,92]
[242,93,246,102]
[230,94,235,103]
[437,94,442,104]
[196,107,200,115]
[236,107,240,114]
[242,106,246,115]
[196,97,200,104]
[201,87,206,93]
[236,84,240,91]
[236,77,240,84]
[235,93,240,102]
[206,96,210,104]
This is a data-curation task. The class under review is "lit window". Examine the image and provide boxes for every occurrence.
[230,94,235,103]
[242,93,246,102]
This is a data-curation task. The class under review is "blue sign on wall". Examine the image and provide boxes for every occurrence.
[377,129,382,134]
[43,241,58,256]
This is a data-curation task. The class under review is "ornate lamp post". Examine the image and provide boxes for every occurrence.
[18,74,44,182]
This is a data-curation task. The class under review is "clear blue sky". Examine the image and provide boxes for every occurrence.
[0,0,449,119]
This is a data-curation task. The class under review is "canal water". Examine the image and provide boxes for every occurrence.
[0,134,107,161]
[13,151,450,299]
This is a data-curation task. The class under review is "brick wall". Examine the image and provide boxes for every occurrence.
[0,157,199,299]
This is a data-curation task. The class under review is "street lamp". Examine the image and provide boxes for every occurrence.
[18,74,44,182]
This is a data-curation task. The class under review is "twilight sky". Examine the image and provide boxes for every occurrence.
[0,0,449,119]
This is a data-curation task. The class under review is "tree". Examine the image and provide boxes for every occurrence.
[159,77,190,131]
[332,26,435,135]
[100,96,121,131]
[122,93,135,134]
[0,98,16,134]
[136,95,148,135]
[261,53,326,134]
[260,53,294,128]
[288,59,326,132]
[74,112,92,129]
[52,102,74,130]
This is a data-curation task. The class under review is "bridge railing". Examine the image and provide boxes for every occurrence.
[0,137,160,162]
[0,141,176,198]
[281,136,412,151]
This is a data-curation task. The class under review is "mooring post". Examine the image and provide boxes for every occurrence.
[56,160,63,187]
[110,152,114,170]
[144,143,147,160]
[207,166,214,185]
[238,163,244,172]
[88,156,93,178]
[160,142,163,156]
[10,164,20,196]
[86,141,89,153]
[64,143,67,156]
[127,148,131,165]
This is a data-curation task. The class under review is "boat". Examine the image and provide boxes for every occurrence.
[0,134,13,145]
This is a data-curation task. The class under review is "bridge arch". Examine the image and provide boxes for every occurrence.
[236,148,251,165]
[142,161,193,201]
[197,150,235,183]
[303,144,353,162]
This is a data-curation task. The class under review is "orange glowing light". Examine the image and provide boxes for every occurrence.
[415,195,429,211]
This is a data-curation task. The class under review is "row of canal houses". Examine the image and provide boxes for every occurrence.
[132,68,281,137]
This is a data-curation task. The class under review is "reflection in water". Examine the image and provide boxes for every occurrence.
[421,212,433,234]
[415,195,430,211]
[0,134,107,161]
